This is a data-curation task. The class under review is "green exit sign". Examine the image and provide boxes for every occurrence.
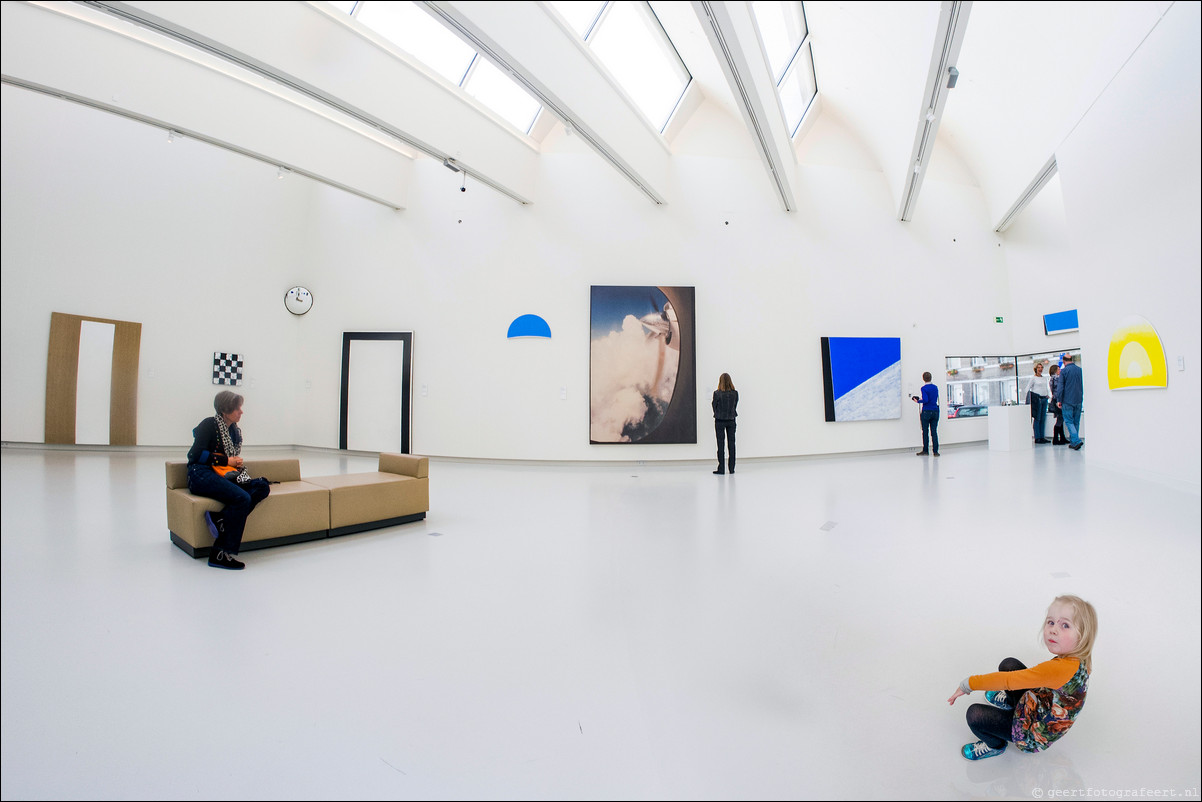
[995,316,1004,323]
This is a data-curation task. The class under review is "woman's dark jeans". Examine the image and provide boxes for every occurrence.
[920,409,939,453]
[715,420,736,473]
[187,464,269,555]
[1032,394,1048,440]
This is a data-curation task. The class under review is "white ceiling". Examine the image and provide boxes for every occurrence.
[0,0,1178,226]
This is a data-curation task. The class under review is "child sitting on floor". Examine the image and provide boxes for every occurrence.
[947,595,1097,760]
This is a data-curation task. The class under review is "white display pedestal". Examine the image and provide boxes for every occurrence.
[989,405,1033,452]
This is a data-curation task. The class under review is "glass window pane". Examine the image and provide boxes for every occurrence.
[465,58,542,134]
[589,2,690,131]
[778,42,816,134]
[357,1,475,86]
[751,1,807,83]
[1017,354,1040,400]
[547,0,607,38]
[946,351,1082,419]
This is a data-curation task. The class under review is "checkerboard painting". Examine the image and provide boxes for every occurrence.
[212,352,244,386]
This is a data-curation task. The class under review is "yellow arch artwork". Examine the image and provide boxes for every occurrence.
[1107,315,1167,389]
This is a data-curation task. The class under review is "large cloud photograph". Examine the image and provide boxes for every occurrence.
[590,286,696,444]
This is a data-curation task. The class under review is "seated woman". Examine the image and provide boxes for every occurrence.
[187,390,270,570]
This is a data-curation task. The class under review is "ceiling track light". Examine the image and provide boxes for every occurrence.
[899,0,970,222]
[2,76,405,210]
[277,166,291,179]
[166,129,180,143]
[443,158,461,173]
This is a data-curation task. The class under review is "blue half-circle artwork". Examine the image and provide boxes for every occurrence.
[507,314,552,339]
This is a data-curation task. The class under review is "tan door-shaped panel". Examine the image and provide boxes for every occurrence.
[45,312,141,445]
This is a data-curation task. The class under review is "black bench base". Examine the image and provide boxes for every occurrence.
[171,512,427,558]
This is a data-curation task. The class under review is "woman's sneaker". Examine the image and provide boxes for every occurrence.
[208,550,245,570]
[962,741,1006,760]
[985,690,1013,710]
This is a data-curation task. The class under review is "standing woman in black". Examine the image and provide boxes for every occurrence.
[712,373,739,474]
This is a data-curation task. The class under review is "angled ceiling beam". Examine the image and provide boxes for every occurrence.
[898,1,972,222]
[994,155,1057,232]
[424,1,670,205]
[2,1,412,210]
[693,1,799,213]
[90,0,538,204]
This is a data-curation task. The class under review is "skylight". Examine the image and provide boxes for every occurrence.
[553,1,605,38]
[356,2,474,84]
[462,56,542,134]
[343,1,544,135]
[548,1,691,133]
[751,1,817,136]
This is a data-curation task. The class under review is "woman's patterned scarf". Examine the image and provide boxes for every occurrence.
[214,415,251,484]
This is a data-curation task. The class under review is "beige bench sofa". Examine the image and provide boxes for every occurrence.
[166,453,428,557]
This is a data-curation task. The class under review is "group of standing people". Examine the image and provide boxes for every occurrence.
[907,354,1084,457]
[714,357,1083,469]
[1029,354,1084,449]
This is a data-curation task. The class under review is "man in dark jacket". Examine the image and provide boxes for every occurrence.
[1056,354,1084,450]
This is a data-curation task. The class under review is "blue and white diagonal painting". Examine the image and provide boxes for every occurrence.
[821,337,902,422]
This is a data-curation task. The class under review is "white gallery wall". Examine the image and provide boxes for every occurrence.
[1,83,1006,459]
[1052,0,1201,493]
[2,1,1198,493]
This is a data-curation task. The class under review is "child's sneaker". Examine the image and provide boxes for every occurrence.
[962,741,1006,760]
[985,690,1013,710]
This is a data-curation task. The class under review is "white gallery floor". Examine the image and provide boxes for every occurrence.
[2,442,1199,801]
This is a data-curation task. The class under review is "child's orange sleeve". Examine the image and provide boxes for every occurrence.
[968,658,1079,692]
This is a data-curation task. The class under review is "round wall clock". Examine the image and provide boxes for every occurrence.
[284,286,313,315]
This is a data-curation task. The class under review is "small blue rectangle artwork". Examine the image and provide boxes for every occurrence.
[820,337,902,422]
[1043,309,1079,335]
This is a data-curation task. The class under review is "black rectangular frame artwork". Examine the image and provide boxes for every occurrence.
[339,331,413,453]
[820,337,836,423]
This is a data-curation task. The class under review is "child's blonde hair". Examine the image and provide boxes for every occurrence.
[1043,594,1098,672]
